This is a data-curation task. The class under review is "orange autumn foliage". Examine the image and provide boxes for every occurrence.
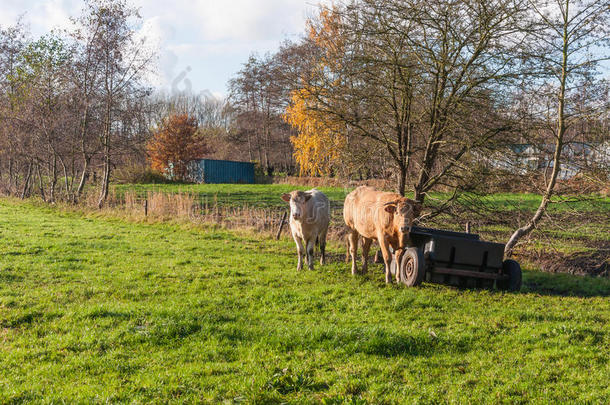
[306,7,344,70]
[147,114,208,181]
[285,7,347,176]
[284,88,345,176]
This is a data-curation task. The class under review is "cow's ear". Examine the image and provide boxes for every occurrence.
[384,204,396,214]
[281,193,291,202]
[304,193,312,202]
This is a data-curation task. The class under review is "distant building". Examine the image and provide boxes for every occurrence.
[595,141,610,168]
[486,142,610,179]
[186,159,255,184]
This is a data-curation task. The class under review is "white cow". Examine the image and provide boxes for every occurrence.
[281,189,330,271]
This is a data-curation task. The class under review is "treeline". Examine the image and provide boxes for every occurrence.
[0,0,154,206]
[281,0,609,201]
[0,0,294,206]
[227,0,609,199]
[0,0,608,208]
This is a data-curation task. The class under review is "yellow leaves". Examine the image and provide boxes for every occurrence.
[307,7,342,48]
[284,7,350,176]
[284,88,345,177]
[306,6,344,70]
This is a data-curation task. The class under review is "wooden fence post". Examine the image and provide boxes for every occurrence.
[144,199,148,217]
[276,211,287,240]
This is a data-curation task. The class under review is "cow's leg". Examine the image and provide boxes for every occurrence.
[345,235,350,263]
[348,230,359,275]
[394,248,405,283]
[292,233,305,271]
[319,229,328,266]
[306,237,315,270]
[361,237,373,274]
[377,235,393,284]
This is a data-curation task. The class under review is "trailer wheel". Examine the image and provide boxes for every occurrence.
[497,259,522,291]
[400,247,425,287]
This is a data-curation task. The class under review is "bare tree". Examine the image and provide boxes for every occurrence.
[67,0,154,207]
[504,0,610,255]
[15,34,73,202]
[228,54,295,175]
[295,0,530,199]
[0,2,154,205]
[0,20,28,195]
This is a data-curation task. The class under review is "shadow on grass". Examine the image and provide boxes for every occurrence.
[415,270,609,298]
[266,326,470,358]
[1,311,63,328]
[521,270,610,297]
[317,253,609,297]
[0,270,24,282]
[422,270,610,298]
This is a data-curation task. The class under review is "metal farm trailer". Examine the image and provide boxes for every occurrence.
[389,226,522,291]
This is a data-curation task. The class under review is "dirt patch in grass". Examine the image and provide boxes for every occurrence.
[522,246,609,277]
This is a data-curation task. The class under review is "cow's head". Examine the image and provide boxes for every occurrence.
[384,198,422,235]
[281,190,312,221]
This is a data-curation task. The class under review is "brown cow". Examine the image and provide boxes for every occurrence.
[343,186,421,283]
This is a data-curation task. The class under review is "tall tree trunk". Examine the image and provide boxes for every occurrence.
[505,8,570,256]
[413,129,437,204]
[37,164,46,202]
[97,151,111,209]
[97,103,112,209]
[396,125,408,196]
[58,156,72,202]
[8,155,14,194]
[397,163,407,197]
[50,154,57,202]
[20,162,32,199]
[76,155,91,197]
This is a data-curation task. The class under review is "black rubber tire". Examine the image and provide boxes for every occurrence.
[497,259,522,291]
[400,247,425,287]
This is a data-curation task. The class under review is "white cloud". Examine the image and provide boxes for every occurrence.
[135,16,179,87]
[0,0,79,35]
[2,0,327,94]
[190,0,307,41]
[132,0,321,94]
[29,0,73,32]
[136,0,315,42]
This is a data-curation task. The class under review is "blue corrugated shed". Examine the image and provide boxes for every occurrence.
[187,159,255,184]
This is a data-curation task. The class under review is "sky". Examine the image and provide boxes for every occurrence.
[0,0,324,98]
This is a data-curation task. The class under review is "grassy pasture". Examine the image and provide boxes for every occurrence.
[113,183,351,209]
[112,183,610,212]
[0,199,609,403]
[113,183,609,276]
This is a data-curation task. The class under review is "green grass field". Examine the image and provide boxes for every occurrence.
[113,183,352,210]
[113,183,609,276]
[113,183,610,212]
[1,198,609,403]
